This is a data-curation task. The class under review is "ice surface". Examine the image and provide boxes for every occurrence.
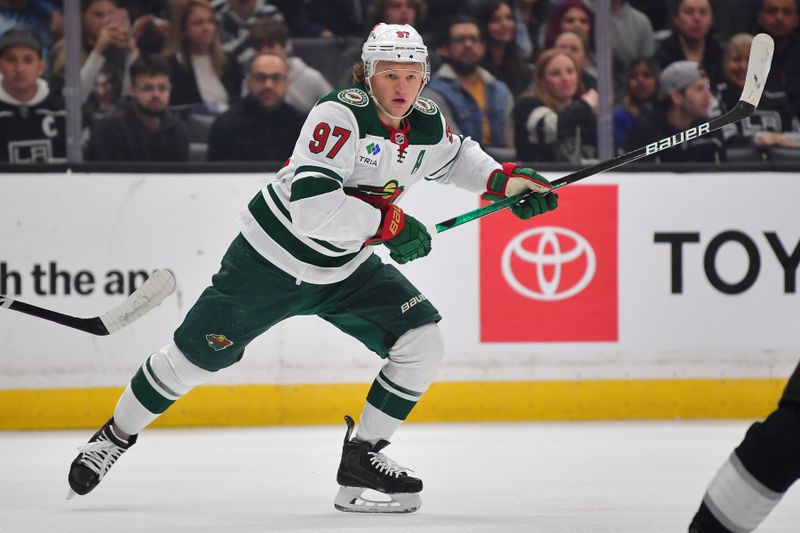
[2,421,799,532]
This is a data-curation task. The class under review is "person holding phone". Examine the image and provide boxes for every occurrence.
[50,0,139,106]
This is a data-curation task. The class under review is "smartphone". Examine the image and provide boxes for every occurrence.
[104,8,130,30]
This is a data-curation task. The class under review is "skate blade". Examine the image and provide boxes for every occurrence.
[66,488,77,500]
[334,486,421,514]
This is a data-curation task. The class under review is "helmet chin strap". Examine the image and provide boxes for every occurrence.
[365,77,426,121]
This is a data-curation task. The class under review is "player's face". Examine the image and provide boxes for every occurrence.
[627,60,657,103]
[560,7,590,39]
[184,6,216,51]
[0,45,45,97]
[758,0,799,37]
[246,55,289,109]
[487,2,515,44]
[543,53,578,104]
[369,60,424,118]
[679,78,712,119]
[725,46,750,89]
[674,0,713,41]
[130,73,171,113]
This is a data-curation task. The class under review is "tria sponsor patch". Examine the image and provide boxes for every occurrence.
[206,334,234,351]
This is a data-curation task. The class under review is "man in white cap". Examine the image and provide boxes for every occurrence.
[625,59,725,163]
[65,23,560,514]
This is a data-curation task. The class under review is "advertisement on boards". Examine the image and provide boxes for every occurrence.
[479,185,618,342]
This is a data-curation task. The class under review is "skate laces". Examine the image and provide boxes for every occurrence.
[367,451,412,478]
[75,432,126,481]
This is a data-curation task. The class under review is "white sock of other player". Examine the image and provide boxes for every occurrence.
[356,322,444,443]
[113,342,215,435]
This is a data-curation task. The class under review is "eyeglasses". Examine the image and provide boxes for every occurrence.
[137,83,171,93]
[250,72,287,83]
[451,35,481,45]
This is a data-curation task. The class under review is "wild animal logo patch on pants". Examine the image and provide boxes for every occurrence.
[206,334,234,351]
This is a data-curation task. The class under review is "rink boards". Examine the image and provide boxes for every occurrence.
[0,172,797,428]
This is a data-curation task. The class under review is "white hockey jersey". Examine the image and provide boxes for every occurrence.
[237,84,502,284]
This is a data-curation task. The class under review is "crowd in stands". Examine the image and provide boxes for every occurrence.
[0,0,798,165]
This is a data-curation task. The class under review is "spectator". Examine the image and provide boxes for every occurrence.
[89,54,189,161]
[715,33,800,149]
[543,0,593,51]
[0,27,64,163]
[755,0,800,118]
[117,1,171,55]
[610,0,655,71]
[424,15,513,148]
[164,0,243,112]
[554,29,596,90]
[50,0,138,105]
[367,0,425,28]
[513,48,598,162]
[613,56,660,151]
[211,0,284,67]
[207,53,303,161]
[654,0,725,85]
[0,0,62,61]
[626,60,724,163]
[244,18,331,113]
[303,0,371,37]
[510,0,549,61]
[473,0,533,97]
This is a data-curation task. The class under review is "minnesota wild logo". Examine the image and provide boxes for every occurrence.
[344,180,404,207]
[206,334,234,351]
[414,97,438,115]
[337,88,369,107]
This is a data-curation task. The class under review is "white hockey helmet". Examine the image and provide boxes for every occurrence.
[361,23,430,83]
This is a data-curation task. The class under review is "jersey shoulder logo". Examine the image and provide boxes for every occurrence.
[414,97,438,115]
[337,88,370,108]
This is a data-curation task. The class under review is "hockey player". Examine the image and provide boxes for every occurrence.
[688,362,800,532]
[66,23,558,513]
[0,28,65,163]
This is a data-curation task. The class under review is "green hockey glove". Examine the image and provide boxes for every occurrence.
[481,162,559,220]
[366,204,432,264]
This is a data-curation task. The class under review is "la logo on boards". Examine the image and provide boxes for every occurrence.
[479,185,618,342]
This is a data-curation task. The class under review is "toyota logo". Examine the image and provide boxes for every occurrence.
[501,226,596,301]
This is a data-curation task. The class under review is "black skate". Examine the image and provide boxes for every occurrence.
[334,415,422,513]
[66,417,137,499]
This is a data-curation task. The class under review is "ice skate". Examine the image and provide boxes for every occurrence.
[334,415,422,513]
[66,417,137,499]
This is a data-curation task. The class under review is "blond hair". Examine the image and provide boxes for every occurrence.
[526,49,585,111]
[164,0,227,75]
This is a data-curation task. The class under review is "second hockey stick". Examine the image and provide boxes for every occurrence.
[435,33,775,233]
[0,269,176,336]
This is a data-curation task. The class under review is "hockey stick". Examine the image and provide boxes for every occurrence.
[0,269,176,336]
[435,33,775,233]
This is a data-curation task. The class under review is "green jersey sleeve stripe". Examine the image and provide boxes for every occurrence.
[295,165,344,183]
[268,184,350,254]
[267,184,291,220]
[290,176,342,202]
[248,193,361,267]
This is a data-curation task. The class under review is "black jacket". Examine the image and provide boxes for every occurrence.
[207,95,305,162]
[654,32,725,86]
[166,54,243,110]
[0,81,66,163]
[89,97,189,161]
[625,106,725,163]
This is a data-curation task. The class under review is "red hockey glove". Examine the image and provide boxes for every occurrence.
[481,162,558,220]
[366,204,432,264]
